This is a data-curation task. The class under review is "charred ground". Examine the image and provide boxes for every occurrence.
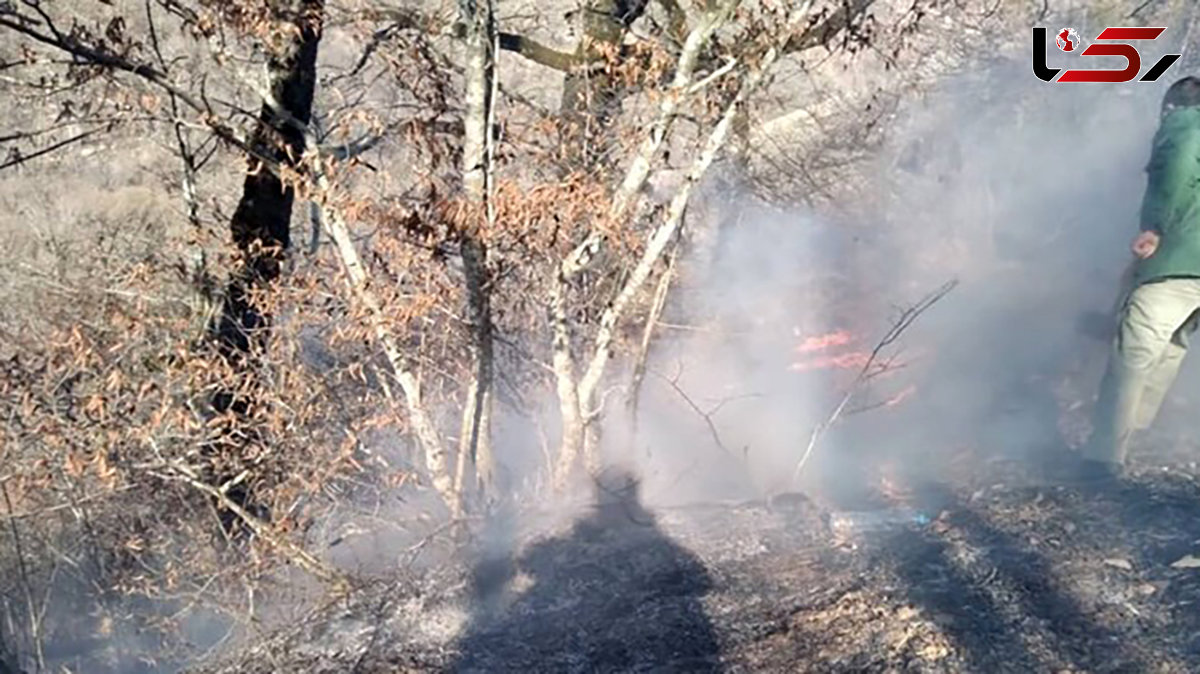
[200,444,1200,674]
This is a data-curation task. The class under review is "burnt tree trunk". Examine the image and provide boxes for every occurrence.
[208,0,324,531]
[214,0,322,360]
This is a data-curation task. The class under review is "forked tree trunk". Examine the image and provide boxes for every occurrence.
[577,39,782,428]
[551,0,740,488]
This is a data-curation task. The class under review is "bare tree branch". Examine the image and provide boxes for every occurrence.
[342,7,578,73]
[497,31,579,71]
[651,367,740,460]
[0,12,272,171]
[784,0,875,53]
[789,280,958,486]
[0,128,103,172]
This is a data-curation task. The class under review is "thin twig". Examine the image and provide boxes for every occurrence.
[0,485,137,521]
[0,128,103,172]
[650,368,743,462]
[790,280,957,486]
[400,518,462,568]
[1128,0,1156,19]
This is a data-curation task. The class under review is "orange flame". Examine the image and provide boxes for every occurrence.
[791,329,870,372]
[789,351,872,372]
[794,329,854,353]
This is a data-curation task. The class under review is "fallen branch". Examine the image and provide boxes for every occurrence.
[151,459,349,590]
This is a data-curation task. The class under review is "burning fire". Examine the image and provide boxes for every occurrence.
[789,329,922,383]
[794,329,854,353]
[790,329,918,406]
[791,330,941,517]
[789,352,872,372]
[790,328,871,373]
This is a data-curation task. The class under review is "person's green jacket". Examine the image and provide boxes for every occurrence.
[1136,106,1200,284]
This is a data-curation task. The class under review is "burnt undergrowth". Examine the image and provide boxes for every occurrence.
[197,449,1200,673]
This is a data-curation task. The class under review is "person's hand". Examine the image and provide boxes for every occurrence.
[1132,230,1160,259]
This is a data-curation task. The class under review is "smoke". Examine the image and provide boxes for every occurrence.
[613,57,1171,509]
[295,43,1189,662]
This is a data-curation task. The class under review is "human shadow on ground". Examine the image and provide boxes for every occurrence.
[885,480,1159,673]
[452,470,722,673]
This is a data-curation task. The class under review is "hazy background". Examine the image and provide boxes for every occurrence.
[620,57,1172,510]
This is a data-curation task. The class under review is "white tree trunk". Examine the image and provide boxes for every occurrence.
[455,0,496,506]
[551,275,586,489]
[314,183,460,516]
[557,0,741,282]
[550,0,741,487]
[565,42,783,482]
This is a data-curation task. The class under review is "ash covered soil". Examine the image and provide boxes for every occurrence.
[203,452,1200,674]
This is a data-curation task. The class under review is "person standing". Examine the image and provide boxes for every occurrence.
[1083,76,1200,478]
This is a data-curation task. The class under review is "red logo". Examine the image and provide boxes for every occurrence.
[1056,27,1080,52]
[1033,26,1181,83]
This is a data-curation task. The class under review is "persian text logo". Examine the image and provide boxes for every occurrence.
[1033,27,1181,83]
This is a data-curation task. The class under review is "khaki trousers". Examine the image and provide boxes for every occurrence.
[1087,277,1200,464]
